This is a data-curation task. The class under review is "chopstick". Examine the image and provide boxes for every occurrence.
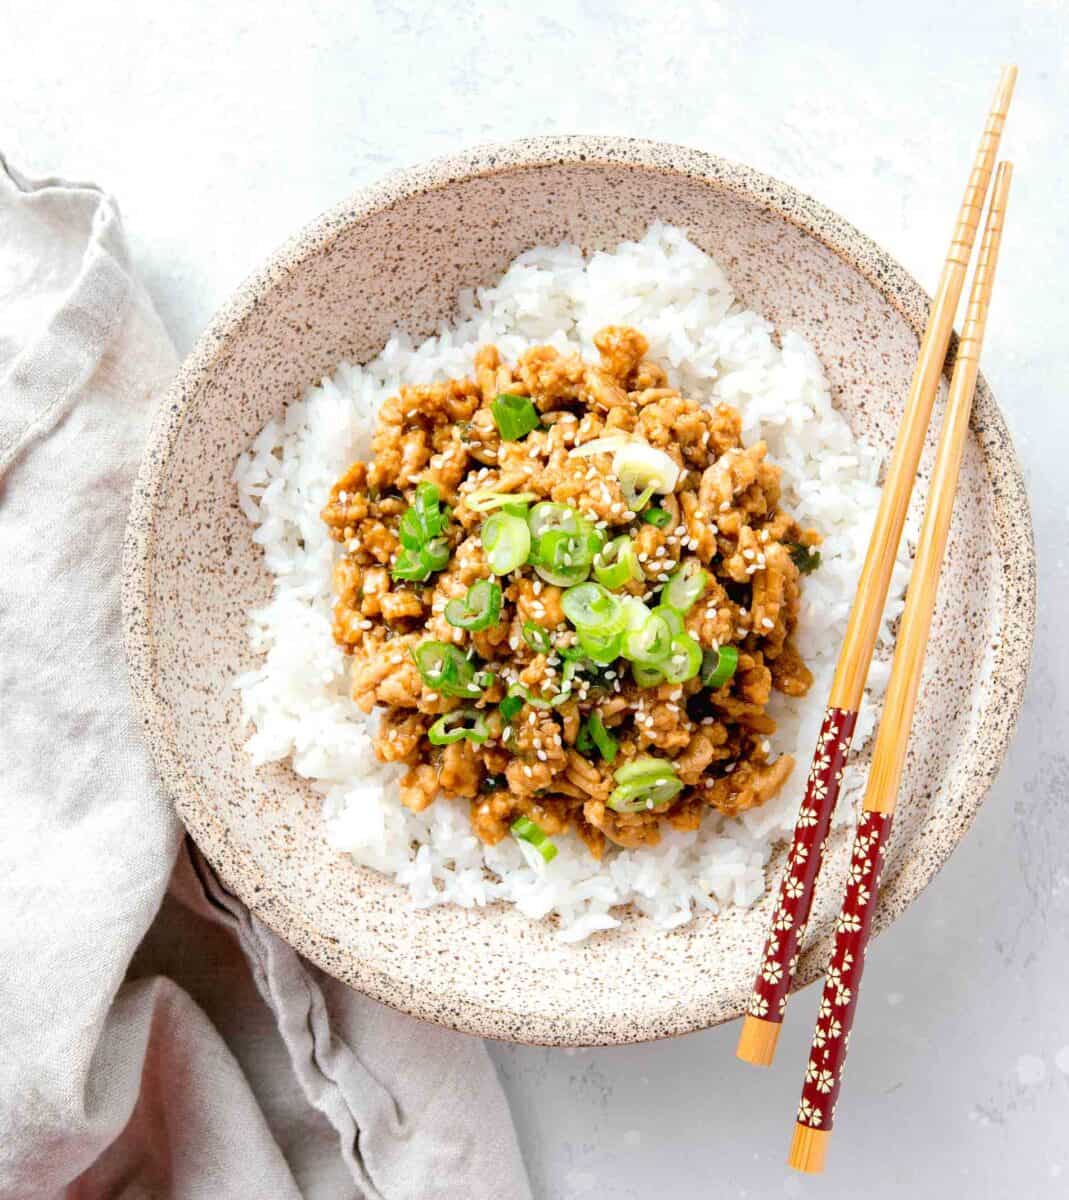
[735,65,1017,1069]
[788,160,1013,1175]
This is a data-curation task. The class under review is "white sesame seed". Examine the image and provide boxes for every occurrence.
[761,617,774,630]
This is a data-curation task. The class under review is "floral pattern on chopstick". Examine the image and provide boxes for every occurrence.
[796,808,893,1132]
[746,707,858,1023]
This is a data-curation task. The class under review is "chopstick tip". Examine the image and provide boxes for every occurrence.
[737,1014,781,1066]
[996,64,1019,107]
[788,1123,829,1175]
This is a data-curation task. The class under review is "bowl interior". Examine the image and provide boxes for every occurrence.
[128,149,1029,1044]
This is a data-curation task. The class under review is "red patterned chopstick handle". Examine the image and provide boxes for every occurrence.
[796,808,893,1133]
[745,707,858,1024]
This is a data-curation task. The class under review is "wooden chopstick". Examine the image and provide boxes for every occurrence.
[736,65,1017,1069]
[788,160,1014,1175]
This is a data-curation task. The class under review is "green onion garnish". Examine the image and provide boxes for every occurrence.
[561,581,622,632]
[576,627,624,665]
[427,708,490,745]
[526,503,603,586]
[662,632,703,684]
[481,511,532,575]
[527,501,580,540]
[510,815,558,867]
[641,506,672,528]
[789,543,822,574]
[444,579,502,631]
[649,603,685,635]
[608,757,683,813]
[577,711,618,763]
[393,482,451,581]
[491,393,541,441]
[593,535,640,590]
[622,609,674,665]
[522,622,553,654]
[662,561,708,614]
[412,641,488,698]
[613,443,681,510]
[701,644,740,690]
[499,693,524,723]
[392,536,450,582]
[631,661,665,688]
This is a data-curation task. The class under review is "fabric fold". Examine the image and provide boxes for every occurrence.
[0,155,530,1200]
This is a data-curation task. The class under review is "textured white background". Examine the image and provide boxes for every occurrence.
[5,1,1067,1195]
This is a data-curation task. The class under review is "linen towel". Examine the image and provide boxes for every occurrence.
[0,154,531,1200]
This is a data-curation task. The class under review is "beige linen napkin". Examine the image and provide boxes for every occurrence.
[0,154,531,1200]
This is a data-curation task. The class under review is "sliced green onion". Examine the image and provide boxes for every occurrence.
[641,506,672,528]
[394,483,451,577]
[491,392,541,441]
[608,757,683,813]
[650,604,685,635]
[619,596,652,631]
[622,610,673,665]
[701,644,739,690]
[663,561,708,614]
[789,543,822,574]
[561,581,622,632]
[613,443,681,510]
[428,708,490,745]
[585,710,619,758]
[536,526,604,568]
[391,537,450,583]
[631,661,665,688]
[662,632,703,684]
[412,641,486,697]
[575,721,594,755]
[499,693,524,722]
[466,488,538,513]
[412,481,449,538]
[532,560,590,588]
[577,628,624,664]
[527,501,581,541]
[481,511,531,575]
[398,507,427,550]
[444,579,502,631]
[522,622,553,654]
[593,536,640,590]
[510,815,558,867]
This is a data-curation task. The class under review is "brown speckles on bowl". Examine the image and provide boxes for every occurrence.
[121,138,1035,1046]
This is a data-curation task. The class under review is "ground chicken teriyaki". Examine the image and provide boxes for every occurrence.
[321,326,820,864]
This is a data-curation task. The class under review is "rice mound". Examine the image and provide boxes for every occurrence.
[233,223,911,942]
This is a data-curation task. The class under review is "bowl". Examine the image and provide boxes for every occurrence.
[122,137,1035,1045]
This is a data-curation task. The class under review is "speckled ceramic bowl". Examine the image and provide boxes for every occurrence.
[123,137,1034,1045]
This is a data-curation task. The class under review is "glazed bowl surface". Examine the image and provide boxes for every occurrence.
[123,137,1034,1045]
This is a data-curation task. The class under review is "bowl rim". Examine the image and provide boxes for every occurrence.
[122,135,1036,1045]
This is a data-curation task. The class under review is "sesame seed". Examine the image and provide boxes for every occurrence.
[761,617,774,630]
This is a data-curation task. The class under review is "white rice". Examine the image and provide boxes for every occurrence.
[233,223,912,942]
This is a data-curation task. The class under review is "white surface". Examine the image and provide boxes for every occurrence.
[5,1,1066,1195]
